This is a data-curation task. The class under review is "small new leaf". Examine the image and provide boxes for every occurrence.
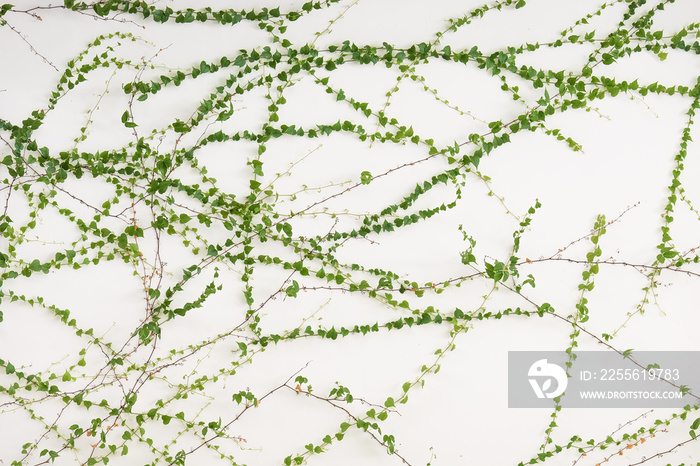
[361,171,372,185]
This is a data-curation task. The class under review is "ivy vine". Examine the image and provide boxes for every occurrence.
[1,1,700,465]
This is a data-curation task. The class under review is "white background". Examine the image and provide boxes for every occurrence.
[2,1,700,465]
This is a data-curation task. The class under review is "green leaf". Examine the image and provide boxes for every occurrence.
[0,4,13,17]
[360,171,372,185]
[384,397,395,408]
[286,280,299,298]
[217,105,234,121]
[173,120,189,133]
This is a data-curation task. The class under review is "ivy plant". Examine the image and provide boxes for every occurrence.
[1,1,700,465]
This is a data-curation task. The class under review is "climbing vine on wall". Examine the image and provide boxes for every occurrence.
[1,0,700,465]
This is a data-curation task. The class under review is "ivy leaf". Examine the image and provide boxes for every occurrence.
[217,103,234,121]
[0,4,13,17]
[173,120,189,133]
[121,111,137,128]
[286,281,299,298]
